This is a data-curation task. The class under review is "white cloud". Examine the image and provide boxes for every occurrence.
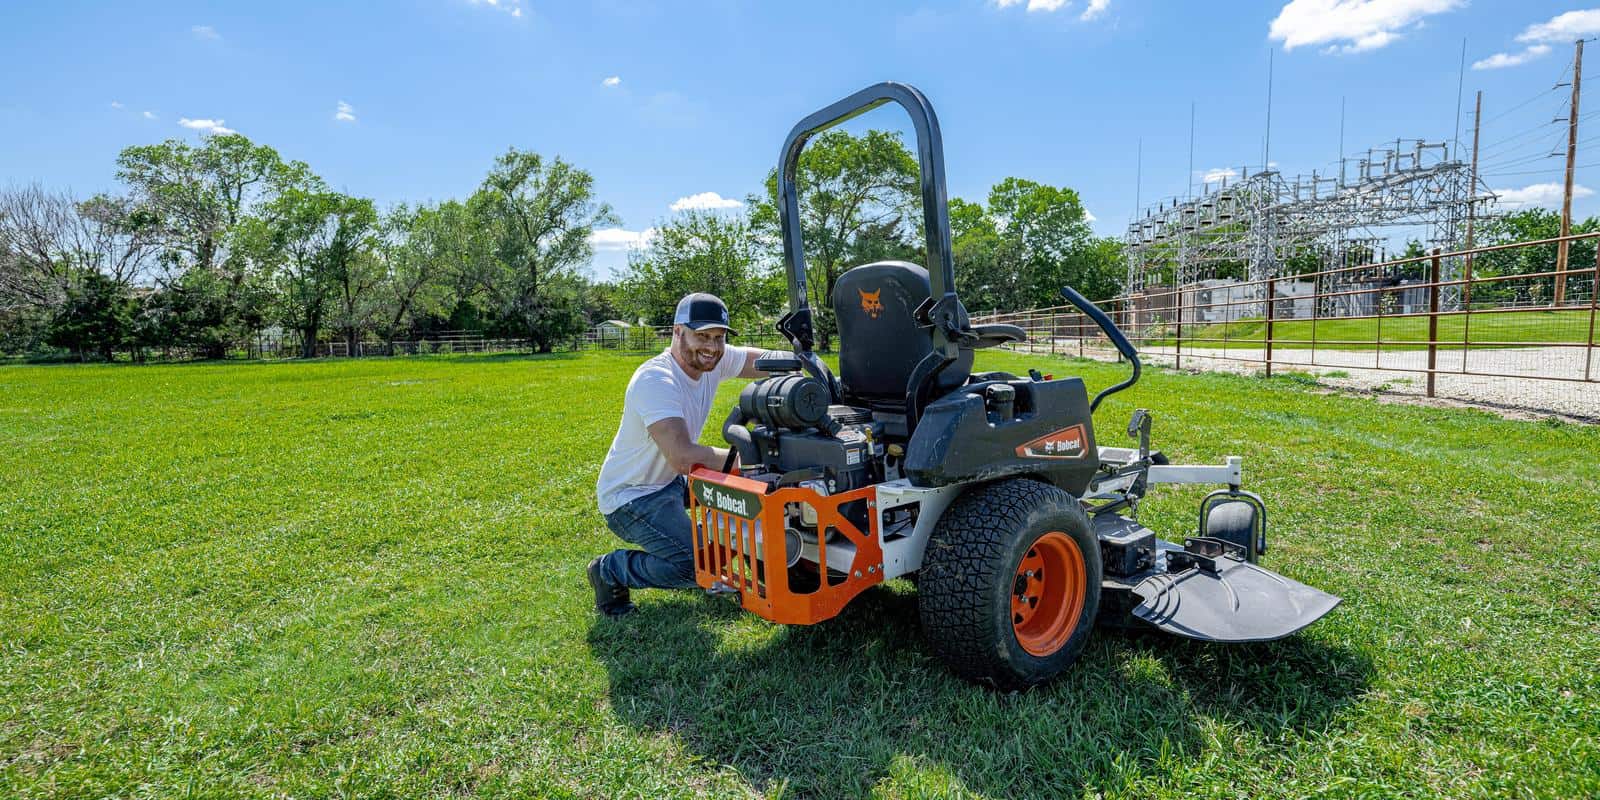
[992,0,1068,11]
[1473,44,1552,70]
[602,76,621,87]
[1201,167,1240,185]
[670,192,743,212]
[109,101,124,109]
[466,0,524,17]
[178,117,236,135]
[142,110,158,120]
[191,24,220,40]
[1469,10,1597,71]
[334,101,356,122]
[1517,9,1600,43]
[1268,0,1462,53]
[992,0,1108,20]
[1491,182,1594,210]
[589,227,657,251]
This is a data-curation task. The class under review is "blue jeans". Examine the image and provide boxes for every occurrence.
[599,477,698,591]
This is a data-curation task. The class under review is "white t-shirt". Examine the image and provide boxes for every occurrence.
[595,346,751,514]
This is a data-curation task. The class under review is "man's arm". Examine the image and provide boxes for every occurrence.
[736,347,776,379]
[647,417,729,475]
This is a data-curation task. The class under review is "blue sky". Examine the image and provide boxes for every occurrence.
[4,1,1600,280]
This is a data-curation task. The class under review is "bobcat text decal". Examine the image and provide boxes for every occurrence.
[691,478,762,520]
[1015,424,1089,460]
[858,288,884,319]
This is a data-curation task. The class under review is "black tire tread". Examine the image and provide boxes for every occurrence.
[918,478,1099,689]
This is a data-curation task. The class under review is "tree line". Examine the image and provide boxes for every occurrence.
[2,128,1125,361]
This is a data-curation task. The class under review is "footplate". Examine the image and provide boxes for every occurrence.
[1130,537,1340,643]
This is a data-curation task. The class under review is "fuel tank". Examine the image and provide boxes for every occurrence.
[905,378,1099,495]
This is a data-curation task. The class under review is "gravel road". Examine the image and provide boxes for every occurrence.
[1026,341,1600,421]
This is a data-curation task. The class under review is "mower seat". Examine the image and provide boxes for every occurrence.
[832,261,973,411]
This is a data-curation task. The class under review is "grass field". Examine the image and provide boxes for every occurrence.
[1147,307,1597,350]
[3,351,1598,798]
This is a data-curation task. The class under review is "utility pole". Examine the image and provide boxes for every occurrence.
[1557,39,1584,306]
[1466,91,1483,252]
[1264,49,1274,171]
[1465,90,1483,317]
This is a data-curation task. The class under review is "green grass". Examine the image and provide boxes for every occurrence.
[1150,307,1597,350]
[2,351,1598,798]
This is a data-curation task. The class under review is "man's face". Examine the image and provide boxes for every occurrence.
[674,325,726,375]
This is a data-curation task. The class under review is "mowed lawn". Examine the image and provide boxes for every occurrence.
[2,351,1598,799]
[1160,307,1597,350]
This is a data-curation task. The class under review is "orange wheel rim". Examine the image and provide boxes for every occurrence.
[1011,531,1087,657]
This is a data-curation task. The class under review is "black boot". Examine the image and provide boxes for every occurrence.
[587,556,636,617]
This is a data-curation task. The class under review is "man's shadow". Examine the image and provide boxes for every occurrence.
[588,582,1370,799]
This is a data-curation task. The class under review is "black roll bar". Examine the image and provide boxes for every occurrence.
[775,82,966,413]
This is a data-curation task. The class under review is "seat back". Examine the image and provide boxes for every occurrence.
[831,261,972,410]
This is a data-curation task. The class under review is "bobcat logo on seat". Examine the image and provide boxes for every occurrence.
[858,288,884,319]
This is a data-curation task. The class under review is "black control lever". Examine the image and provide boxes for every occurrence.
[1060,286,1141,413]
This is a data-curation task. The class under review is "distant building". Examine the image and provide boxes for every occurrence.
[591,319,633,345]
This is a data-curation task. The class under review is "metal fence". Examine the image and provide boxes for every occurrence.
[263,326,793,359]
[974,232,1600,421]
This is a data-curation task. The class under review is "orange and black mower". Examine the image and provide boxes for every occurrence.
[690,82,1338,689]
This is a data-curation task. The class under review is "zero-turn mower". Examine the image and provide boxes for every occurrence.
[689,82,1339,689]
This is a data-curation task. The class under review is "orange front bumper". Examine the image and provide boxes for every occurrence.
[688,467,883,625]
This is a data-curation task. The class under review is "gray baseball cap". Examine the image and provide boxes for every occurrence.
[673,292,737,335]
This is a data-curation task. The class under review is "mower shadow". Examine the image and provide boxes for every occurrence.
[588,584,1371,799]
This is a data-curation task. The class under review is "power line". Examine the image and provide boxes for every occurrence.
[1478,83,1562,127]
[1479,166,1566,178]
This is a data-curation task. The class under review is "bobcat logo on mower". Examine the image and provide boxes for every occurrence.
[858,288,883,318]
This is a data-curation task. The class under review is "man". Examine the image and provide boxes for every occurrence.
[588,292,773,617]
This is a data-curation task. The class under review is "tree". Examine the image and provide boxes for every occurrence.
[372,202,467,347]
[617,210,777,327]
[46,269,136,361]
[985,177,1110,305]
[579,279,625,326]
[751,129,919,350]
[325,201,381,355]
[950,180,1120,311]
[1475,208,1599,305]
[244,184,375,358]
[464,148,619,352]
[0,185,158,356]
[115,134,307,356]
[951,196,1023,313]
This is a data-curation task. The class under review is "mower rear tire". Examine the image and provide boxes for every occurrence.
[918,478,1100,690]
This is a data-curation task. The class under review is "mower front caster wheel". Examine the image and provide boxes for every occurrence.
[918,478,1101,690]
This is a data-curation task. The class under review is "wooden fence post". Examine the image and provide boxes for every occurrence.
[1427,249,1442,398]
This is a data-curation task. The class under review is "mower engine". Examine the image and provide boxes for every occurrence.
[728,355,889,495]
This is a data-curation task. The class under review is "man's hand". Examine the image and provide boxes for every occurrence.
[646,417,728,475]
